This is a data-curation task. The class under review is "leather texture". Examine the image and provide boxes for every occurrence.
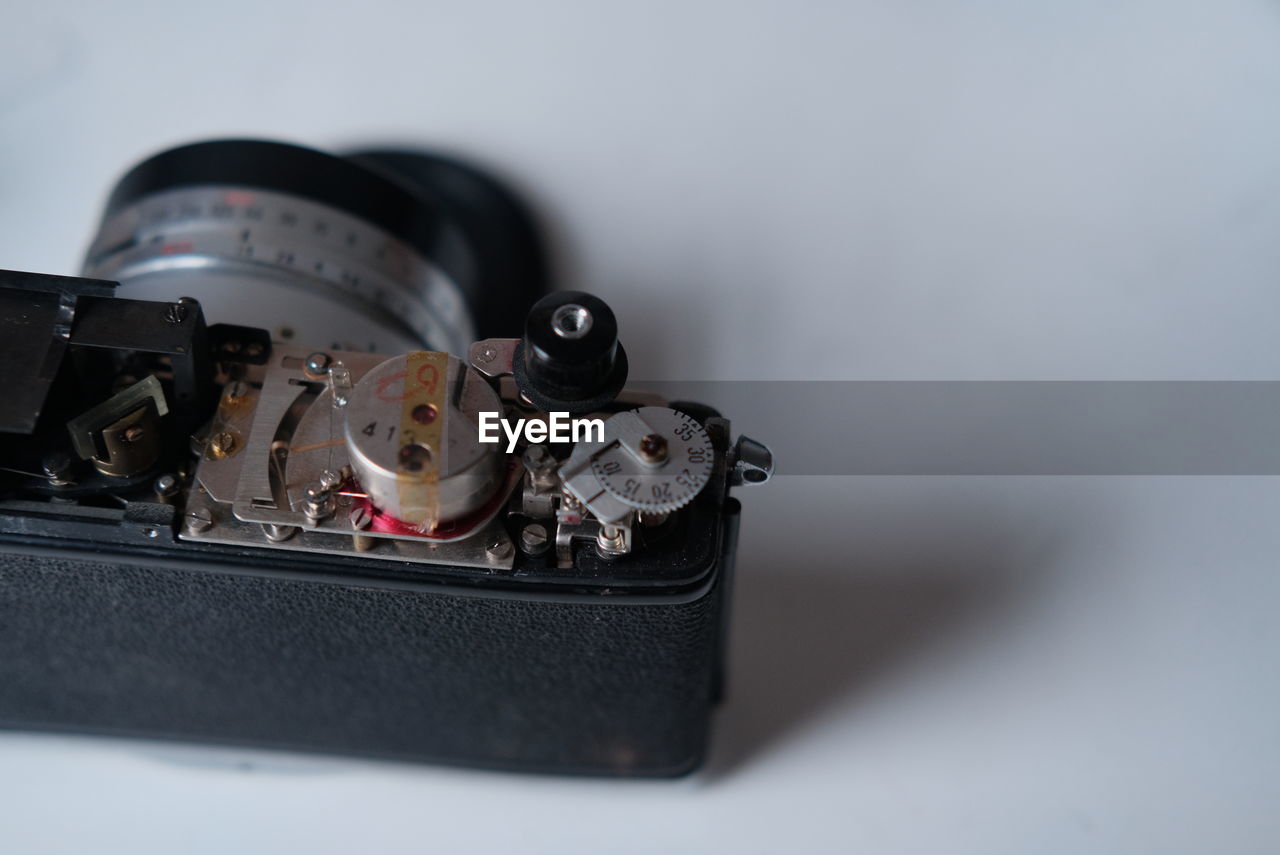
[0,548,722,776]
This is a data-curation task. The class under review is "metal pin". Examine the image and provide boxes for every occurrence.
[262,523,298,542]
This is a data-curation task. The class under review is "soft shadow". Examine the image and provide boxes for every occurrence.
[703,490,1073,779]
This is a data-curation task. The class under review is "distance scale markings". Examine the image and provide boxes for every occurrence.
[86,186,471,353]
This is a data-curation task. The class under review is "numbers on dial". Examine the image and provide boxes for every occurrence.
[590,408,714,513]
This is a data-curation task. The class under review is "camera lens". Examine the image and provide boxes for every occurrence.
[81,139,546,354]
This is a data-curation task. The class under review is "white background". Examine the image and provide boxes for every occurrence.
[2,2,1279,852]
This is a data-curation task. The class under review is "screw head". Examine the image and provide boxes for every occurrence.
[209,431,236,458]
[476,345,497,364]
[304,352,332,375]
[638,433,668,463]
[184,509,213,534]
[122,425,145,444]
[163,302,188,324]
[348,506,373,530]
[398,443,432,473]
[486,537,513,561]
[411,403,438,425]
[302,482,329,503]
[302,481,336,521]
[520,523,549,554]
[154,473,179,497]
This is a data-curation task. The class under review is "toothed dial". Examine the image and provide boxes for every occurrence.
[589,407,714,514]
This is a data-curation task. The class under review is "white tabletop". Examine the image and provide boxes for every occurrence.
[1,2,1277,852]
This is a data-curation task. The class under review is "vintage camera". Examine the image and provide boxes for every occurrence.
[0,140,771,775]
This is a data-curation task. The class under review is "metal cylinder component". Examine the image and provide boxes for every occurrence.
[522,443,558,492]
[520,523,550,555]
[301,481,336,521]
[262,523,298,542]
[153,473,179,502]
[209,431,237,458]
[514,290,628,413]
[342,351,504,529]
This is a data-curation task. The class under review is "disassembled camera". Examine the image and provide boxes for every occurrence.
[177,288,767,572]
[0,140,770,775]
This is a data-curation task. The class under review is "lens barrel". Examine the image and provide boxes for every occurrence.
[85,139,547,351]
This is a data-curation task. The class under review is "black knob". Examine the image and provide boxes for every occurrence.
[512,291,628,413]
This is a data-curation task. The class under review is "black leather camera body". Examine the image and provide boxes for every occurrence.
[0,141,769,776]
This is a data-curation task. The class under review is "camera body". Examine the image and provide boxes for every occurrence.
[0,141,768,775]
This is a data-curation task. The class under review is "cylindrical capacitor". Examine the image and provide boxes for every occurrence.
[342,351,504,529]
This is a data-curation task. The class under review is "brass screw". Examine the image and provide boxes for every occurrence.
[122,425,144,443]
[638,433,668,463]
[209,431,236,458]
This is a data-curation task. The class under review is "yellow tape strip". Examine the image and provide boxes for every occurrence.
[396,350,449,531]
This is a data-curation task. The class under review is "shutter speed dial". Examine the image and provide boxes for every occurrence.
[560,407,714,522]
[593,408,713,513]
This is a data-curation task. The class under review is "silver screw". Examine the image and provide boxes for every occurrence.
[476,345,497,364]
[520,524,549,554]
[184,509,213,534]
[154,473,179,499]
[305,352,331,375]
[163,302,188,324]
[349,506,373,530]
[597,524,626,554]
[302,481,336,521]
[319,469,343,490]
[486,536,513,561]
[262,523,298,542]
